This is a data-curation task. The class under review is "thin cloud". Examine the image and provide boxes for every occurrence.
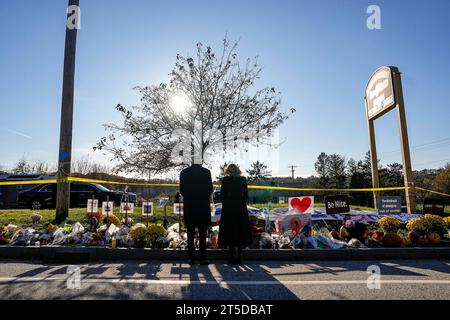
[2,128,32,140]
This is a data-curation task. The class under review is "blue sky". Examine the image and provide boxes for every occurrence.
[1,0,449,177]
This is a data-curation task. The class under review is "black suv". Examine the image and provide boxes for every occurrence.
[17,182,137,210]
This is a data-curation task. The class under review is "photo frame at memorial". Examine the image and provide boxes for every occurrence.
[120,202,134,214]
[173,203,183,215]
[275,213,312,237]
[87,199,99,213]
[101,201,114,215]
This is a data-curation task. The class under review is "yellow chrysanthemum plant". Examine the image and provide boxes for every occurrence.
[147,224,167,248]
[129,226,148,248]
[424,214,448,237]
[378,216,402,233]
[406,215,448,237]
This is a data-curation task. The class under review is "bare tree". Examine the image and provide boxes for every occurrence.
[13,157,31,174]
[72,157,111,175]
[12,158,54,175]
[95,38,295,175]
[32,160,53,175]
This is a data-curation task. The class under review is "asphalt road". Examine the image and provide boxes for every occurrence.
[1,259,449,300]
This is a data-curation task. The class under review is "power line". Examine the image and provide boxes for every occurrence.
[413,158,450,167]
[379,137,450,156]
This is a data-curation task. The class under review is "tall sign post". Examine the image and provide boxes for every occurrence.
[55,0,80,223]
[365,66,416,213]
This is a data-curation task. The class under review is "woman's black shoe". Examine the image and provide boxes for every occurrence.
[228,256,236,264]
[236,256,242,264]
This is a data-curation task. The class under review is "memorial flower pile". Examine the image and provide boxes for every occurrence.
[0,205,448,249]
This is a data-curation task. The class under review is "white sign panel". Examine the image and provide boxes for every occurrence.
[120,202,134,214]
[102,201,114,215]
[288,196,314,214]
[142,202,154,216]
[365,66,396,120]
[86,199,99,213]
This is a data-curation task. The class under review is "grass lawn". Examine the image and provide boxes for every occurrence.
[0,207,181,229]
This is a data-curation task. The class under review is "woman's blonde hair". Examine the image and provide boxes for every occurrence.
[224,164,242,177]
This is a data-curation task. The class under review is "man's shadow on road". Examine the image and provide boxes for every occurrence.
[171,261,300,300]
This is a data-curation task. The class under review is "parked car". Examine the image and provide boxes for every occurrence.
[17,182,137,210]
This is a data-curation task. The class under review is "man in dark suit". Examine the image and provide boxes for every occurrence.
[179,164,213,265]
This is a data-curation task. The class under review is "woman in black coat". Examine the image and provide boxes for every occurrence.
[218,164,252,264]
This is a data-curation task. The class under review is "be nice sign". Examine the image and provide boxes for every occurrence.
[325,195,350,214]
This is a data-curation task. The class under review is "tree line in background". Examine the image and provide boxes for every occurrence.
[0,157,177,201]
[0,157,111,177]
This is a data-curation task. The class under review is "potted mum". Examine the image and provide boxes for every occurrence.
[378,217,403,247]
[146,224,167,248]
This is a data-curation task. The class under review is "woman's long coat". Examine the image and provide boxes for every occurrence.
[218,176,253,246]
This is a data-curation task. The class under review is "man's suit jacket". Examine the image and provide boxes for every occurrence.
[179,164,213,228]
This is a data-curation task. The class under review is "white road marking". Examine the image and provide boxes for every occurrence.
[0,277,449,285]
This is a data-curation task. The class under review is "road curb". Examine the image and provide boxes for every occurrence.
[1,246,450,261]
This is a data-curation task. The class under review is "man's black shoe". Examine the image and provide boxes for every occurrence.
[199,260,210,266]
[189,259,196,266]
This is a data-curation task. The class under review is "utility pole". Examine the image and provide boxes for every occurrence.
[288,165,297,183]
[55,0,80,223]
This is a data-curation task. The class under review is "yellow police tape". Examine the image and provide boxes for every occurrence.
[2,176,449,197]
[415,187,450,198]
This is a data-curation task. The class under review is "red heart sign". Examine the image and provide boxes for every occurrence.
[290,197,312,213]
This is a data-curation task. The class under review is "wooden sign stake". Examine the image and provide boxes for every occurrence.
[365,67,415,213]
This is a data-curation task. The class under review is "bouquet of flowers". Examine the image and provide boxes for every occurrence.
[47,223,58,233]
[259,233,275,249]
[104,214,121,226]
[86,211,104,220]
